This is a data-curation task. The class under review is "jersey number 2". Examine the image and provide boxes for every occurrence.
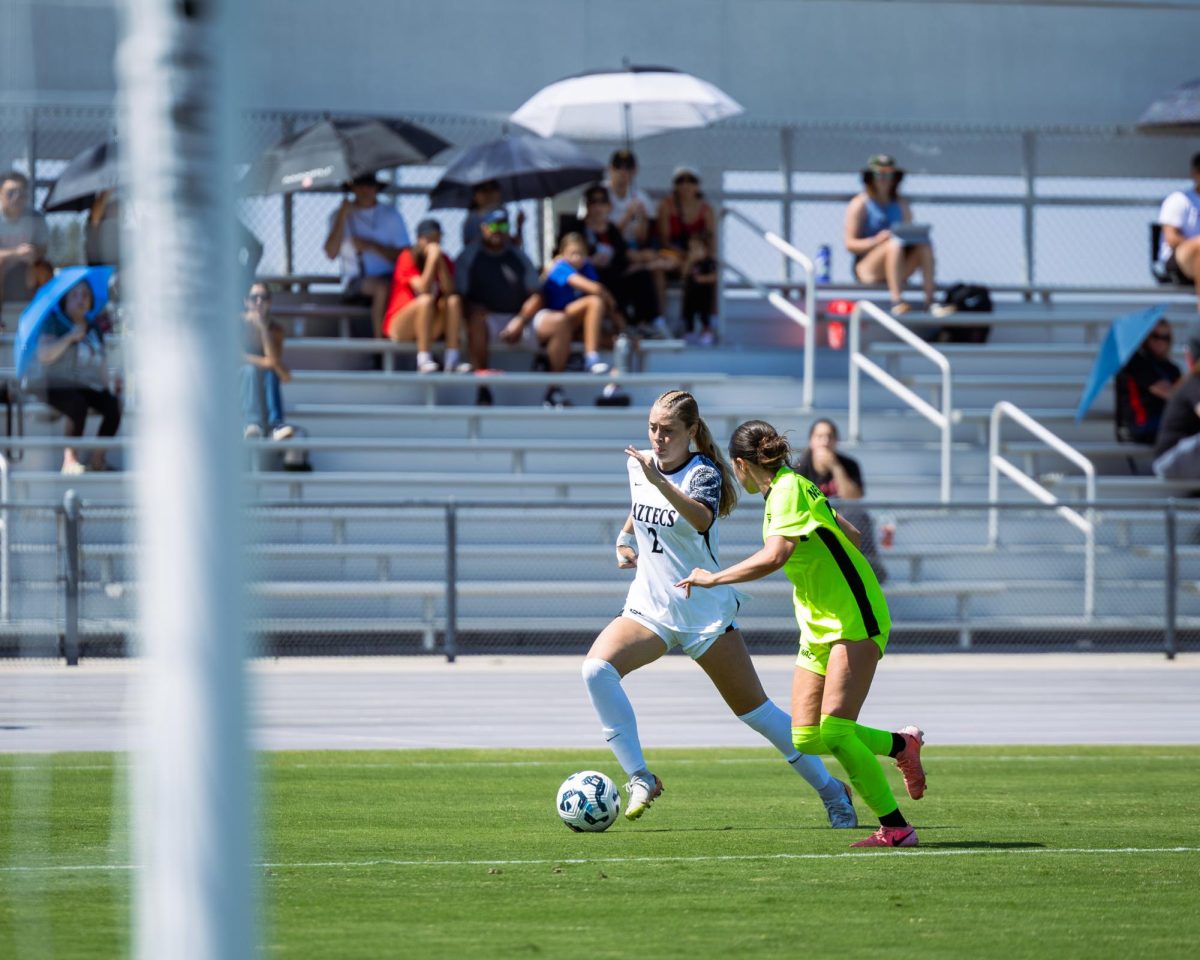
[647,527,665,553]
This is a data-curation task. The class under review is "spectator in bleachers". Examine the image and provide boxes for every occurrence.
[1155,152,1200,312]
[323,172,409,340]
[384,218,469,374]
[85,189,121,267]
[575,184,659,331]
[1152,330,1200,480]
[844,154,942,317]
[656,166,716,338]
[0,171,49,322]
[461,179,524,249]
[458,209,544,400]
[37,278,121,473]
[1115,317,1181,445]
[793,419,888,584]
[538,232,620,383]
[681,230,718,346]
[593,149,656,249]
[241,281,294,441]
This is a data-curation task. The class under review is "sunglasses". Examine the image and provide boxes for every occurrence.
[674,175,698,185]
[1149,332,1172,341]
[247,293,271,303]
[483,221,510,233]
[611,161,635,170]
[585,195,610,205]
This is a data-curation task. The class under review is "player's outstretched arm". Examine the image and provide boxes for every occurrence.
[675,536,796,597]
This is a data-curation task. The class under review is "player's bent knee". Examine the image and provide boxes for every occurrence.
[582,657,618,687]
[818,714,856,752]
[792,724,823,755]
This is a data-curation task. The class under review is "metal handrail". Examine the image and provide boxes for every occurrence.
[848,301,954,503]
[719,207,815,410]
[0,452,7,620]
[988,401,1095,618]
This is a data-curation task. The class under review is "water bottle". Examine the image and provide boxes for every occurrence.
[614,332,632,373]
[815,245,831,284]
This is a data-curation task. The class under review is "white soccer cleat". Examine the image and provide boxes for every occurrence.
[623,773,663,821]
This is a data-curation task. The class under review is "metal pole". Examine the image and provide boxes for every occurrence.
[281,116,295,276]
[1165,499,1177,660]
[780,126,795,286]
[1020,132,1036,299]
[62,490,80,667]
[120,1,254,958]
[848,302,861,443]
[444,501,458,663]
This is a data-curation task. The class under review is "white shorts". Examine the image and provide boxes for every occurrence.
[483,311,541,345]
[622,608,737,660]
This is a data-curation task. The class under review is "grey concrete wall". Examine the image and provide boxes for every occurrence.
[5,0,1197,129]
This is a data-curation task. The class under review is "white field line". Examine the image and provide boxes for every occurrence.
[3,847,1198,874]
[1,754,1196,773]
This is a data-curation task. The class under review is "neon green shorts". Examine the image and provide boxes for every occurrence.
[795,631,889,676]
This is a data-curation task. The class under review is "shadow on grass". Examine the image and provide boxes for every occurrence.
[917,840,1045,850]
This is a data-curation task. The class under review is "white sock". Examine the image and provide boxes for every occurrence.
[582,658,648,777]
[444,348,460,369]
[416,350,433,366]
[737,700,835,795]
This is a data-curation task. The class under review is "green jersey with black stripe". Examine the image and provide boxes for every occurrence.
[762,465,891,644]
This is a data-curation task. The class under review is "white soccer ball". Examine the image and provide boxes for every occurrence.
[555,770,622,832]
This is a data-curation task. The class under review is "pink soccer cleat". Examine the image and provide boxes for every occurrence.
[850,825,919,848]
[895,725,926,800]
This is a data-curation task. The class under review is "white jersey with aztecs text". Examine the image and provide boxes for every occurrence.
[623,451,746,633]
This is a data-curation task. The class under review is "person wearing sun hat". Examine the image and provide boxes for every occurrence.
[843,153,945,317]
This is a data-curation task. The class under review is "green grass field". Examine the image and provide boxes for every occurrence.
[2,746,1199,959]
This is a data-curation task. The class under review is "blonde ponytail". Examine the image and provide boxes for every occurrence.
[652,390,739,518]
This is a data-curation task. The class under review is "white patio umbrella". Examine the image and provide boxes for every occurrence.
[510,64,744,144]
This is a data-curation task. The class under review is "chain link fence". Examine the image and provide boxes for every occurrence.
[4,495,1195,662]
[3,103,1196,294]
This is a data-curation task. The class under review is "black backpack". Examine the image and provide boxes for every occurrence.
[936,284,992,344]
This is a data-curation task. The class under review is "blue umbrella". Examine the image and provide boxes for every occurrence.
[1074,305,1166,422]
[14,266,114,379]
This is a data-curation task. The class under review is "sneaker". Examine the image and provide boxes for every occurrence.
[476,385,493,407]
[588,361,610,375]
[895,725,926,800]
[890,302,912,317]
[849,824,918,848]
[822,779,858,829]
[930,303,958,319]
[271,424,295,441]
[542,386,572,409]
[647,316,671,339]
[61,461,87,476]
[698,329,716,347]
[451,362,474,374]
[623,773,663,821]
[417,358,441,374]
[243,424,263,440]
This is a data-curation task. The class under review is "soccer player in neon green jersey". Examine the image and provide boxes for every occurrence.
[676,419,926,848]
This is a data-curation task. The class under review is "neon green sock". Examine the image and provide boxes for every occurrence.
[855,722,894,756]
[819,714,899,818]
[791,725,825,756]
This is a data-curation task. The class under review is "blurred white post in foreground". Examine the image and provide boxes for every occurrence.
[118,1,254,958]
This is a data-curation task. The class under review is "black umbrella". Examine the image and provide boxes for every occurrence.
[428,133,603,209]
[1138,78,1200,132]
[240,117,450,195]
[43,139,119,212]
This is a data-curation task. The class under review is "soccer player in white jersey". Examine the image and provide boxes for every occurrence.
[581,390,858,827]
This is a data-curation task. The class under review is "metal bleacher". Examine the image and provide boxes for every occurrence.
[4,251,1198,656]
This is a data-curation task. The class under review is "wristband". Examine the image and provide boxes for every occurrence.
[616,530,638,560]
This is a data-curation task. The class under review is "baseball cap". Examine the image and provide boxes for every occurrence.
[415,217,442,238]
[482,208,509,226]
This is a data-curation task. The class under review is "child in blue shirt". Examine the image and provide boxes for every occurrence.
[539,233,620,375]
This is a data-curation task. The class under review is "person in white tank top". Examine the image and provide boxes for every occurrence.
[581,390,858,828]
